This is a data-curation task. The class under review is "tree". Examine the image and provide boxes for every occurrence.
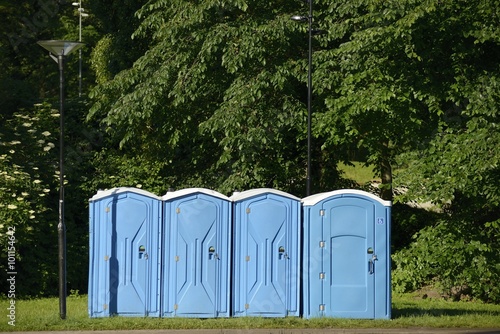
[0,103,60,296]
[386,0,500,302]
[311,0,455,201]
[0,0,100,296]
[87,0,347,196]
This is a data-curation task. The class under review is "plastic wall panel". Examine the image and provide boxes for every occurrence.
[232,189,300,317]
[88,188,161,317]
[302,190,391,319]
[162,189,231,318]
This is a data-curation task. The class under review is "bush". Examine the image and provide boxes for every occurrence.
[392,217,500,303]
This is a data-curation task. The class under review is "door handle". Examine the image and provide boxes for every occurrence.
[209,246,218,260]
[139,245,148,259]
[368,254,377,274]
[279,246,288,260]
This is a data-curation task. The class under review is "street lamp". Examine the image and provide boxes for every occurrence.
[72,1,88,97]
[292,0,314,196]
[37,40,84,320]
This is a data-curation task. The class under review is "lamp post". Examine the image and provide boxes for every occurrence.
[72,1,88,97]
[37,40,84,320]
[292,0,314,196]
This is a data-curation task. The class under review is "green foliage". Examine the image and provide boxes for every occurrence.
[390,203,440,253]
[87,0,344,195]
[390,1,500,304]
[2,0,500,300]
[392,217,500,303]
[0,102,60,296]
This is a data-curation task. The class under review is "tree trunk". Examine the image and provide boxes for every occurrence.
[380,158,393,202]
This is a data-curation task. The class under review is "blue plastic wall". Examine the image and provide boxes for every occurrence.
[161,188,231,318]
[88,187,391,320]
[302,190,391,319]
[88,188,161,317]
[231,189,301,317]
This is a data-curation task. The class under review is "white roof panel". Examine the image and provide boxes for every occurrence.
[301,189,391,207]
[162,188,230,201]
[230,188,300,202]
[89,187,161,201]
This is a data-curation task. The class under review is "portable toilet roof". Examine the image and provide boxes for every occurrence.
[162,187,230,201]
[230,188,300,202]
[302,189,391,207]
[90,187,161,201]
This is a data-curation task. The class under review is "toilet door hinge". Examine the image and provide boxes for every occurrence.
[319,304,325,311]
[319,272,325,279]
[176,207,181,214]
[174,304,178,310]
[246,208,251,214]
[105,207,110,213]
[319,241,325,248]
[245,255,250,262]
[320,209,325,216]
[245,303,249,309]
[104,255,109,261]
[175,256,179,262]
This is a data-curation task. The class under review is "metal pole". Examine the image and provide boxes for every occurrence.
[78,1,82,97]
[306,0,313,196]
[57,52,67,320]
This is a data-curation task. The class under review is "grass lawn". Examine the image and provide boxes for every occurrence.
[1,293,499,331]
[338,161,380,185]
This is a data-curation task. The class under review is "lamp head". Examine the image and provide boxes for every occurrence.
[37,40,84,57]
[291,15,308,22]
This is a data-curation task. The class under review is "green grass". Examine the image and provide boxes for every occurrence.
[1,293,499,331]
[338,161,380,185]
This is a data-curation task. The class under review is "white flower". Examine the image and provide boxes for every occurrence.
[42,131,51,136]
[43,146,52,152]
[7,204,18,209]
[34,179,42,184]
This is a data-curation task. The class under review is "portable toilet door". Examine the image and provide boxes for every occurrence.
[162,188,231,318]
[302,189,391,319]
[231,188,301,317]
[88,188,161,317]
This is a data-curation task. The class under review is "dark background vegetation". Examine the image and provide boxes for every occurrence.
[1,0,498,303]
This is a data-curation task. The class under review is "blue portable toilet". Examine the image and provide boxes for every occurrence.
[231,188,301,317]
[302,189,391,319]
[161,188,231,318]
[88,187,161,317]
